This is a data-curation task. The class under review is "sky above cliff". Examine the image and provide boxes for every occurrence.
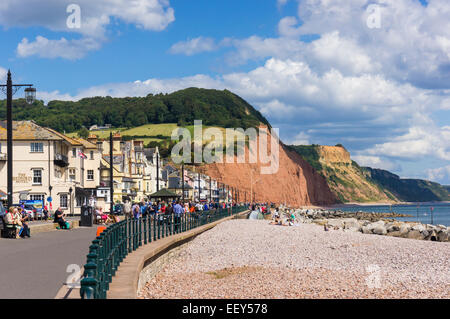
[0,0,449,184]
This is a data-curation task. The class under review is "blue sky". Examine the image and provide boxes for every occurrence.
[0,0,449,184]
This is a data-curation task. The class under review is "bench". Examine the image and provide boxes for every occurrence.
[1,216,17,239]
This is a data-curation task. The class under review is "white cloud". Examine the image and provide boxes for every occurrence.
[427,166,450,184]
[183,0,449,88]
[294,0,450,89]
[0,67,7,82]
[352,155,398,171]
[277,0,289,7]
[0,0,175,37]
[17,36,101,60]
[364,124,450,161]
[289,131,311,145]
[6,0,175,59]
[36,74,222,102]
[169,37,218,56]
[278,16,302,38]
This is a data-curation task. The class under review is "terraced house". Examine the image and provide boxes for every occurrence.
[98,133,165,206]
[0,121,102,214]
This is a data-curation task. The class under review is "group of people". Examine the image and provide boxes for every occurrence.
[269,206,299,227]
[121,199,236,220]
[3,206,31,238]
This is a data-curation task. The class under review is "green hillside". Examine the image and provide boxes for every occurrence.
[287,144,397,203]
[289,144,450,203]
[362,167,450,202]
[0,88,270,133]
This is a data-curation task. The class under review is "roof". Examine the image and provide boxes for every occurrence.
[0,121,64,141]
[45,127,82,146]
[149,188,181,198]
[75,138,97,149]
[168,183,193,190]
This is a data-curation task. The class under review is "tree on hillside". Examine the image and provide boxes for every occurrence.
[77,127,90,139]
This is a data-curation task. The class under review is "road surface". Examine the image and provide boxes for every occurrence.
[0,226,97,299]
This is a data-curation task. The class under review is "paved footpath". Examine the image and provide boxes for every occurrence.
[0,226,97,299]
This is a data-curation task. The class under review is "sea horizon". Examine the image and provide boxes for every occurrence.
[321,201,450,227]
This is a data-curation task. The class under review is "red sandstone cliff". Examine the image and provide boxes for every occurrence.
[201,131,336,206]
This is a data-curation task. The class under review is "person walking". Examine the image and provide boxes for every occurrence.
[173,201,184,233]
[124,200,132,219]
[132,202,141,219]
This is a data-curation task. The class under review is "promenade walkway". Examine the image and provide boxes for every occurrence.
[0,226,97,299]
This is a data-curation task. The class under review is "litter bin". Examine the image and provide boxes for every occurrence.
[80,205,93,227]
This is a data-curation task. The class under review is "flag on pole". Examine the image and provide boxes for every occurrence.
[78,150,87,159]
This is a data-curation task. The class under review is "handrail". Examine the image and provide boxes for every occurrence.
[80,205,248,299]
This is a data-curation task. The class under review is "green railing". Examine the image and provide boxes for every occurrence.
[80,205,248,299]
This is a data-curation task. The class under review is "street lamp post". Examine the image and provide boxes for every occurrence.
[250,170,260,204]
[110,132,114,214]
[0,70,36,208]
[69,187,73,217]
[156,153,160,192]
[181,164,185,203]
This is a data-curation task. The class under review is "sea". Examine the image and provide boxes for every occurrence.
[333,202,450,227]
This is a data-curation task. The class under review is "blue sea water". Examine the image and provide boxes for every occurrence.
[334,202,450,226]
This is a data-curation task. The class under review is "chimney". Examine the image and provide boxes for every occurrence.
[87,134,98,144]
[112,132,121,153]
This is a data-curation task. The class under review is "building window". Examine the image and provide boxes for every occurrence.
[33,169,42,185]
[72,148,76,157]
[87,170,94,181]
[60,194,68,209]
[69,168,76,181]
[54,168,62,179]
[30,142,43,153]
[90,151,94,160]
[30,194,45,202]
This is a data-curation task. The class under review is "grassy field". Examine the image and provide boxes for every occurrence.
[68,123,247,147]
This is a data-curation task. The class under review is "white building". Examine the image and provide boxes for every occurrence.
[0,121,102,214]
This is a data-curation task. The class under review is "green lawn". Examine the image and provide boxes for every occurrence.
[68,123,247,147]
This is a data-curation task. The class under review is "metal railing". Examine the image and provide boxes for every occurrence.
[80,205,248,299]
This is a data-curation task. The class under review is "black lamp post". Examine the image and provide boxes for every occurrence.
[181,164,185,203]
[0,70,36,208]
[110,132,114,214]
[69,187,73,216]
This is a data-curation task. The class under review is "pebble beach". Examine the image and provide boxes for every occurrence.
[139,219,450,299]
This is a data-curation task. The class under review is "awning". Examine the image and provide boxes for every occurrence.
[149,188,181,199]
